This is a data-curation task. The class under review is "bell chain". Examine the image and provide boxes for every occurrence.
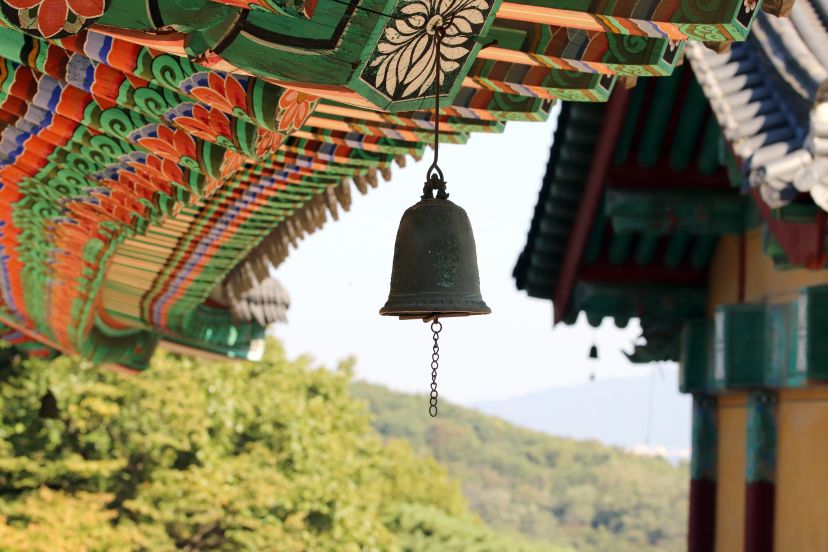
[429,319,442,417]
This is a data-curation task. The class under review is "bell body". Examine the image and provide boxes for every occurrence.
[380,197,491,319]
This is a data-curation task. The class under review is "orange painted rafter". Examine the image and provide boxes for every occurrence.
[90,25,190,56]
[497,3,687,40]
[478,46,622,75]
[303,116,449,142]
[478,47,546,67]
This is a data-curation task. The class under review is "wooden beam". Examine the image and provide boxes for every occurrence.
[762,0,795,17]
[0,313,68,354]
[496,4,606,32]
[553,86,632,323]
[579,263,708,286]
[751,189,827,269]
[607,165,730,190]
[605,188,746,235]
[496,3,686,40]
[160,340,251,363]
[0,313,139,375]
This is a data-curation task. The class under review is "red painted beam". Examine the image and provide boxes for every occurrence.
[607,164,730,190]
[553,86,632,323]
[751,189,827,269]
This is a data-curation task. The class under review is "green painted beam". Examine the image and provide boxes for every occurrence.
[539,218,572,237]
[690,235,718,269]
[529,251,561,272]
[663,233,692,268]
[612,78,648,166]
[637,65,685,168]
[526,269,558,293]
[525,282,554,300]
[606,189,746,235]
[571,281,707,324]
[634,233,661,266]
[548,181,587,202]
[697,116,724,176]
[607,231,634,265]
[668,76,708,172]
[543,201,577,220]
[583,199,607,264]
[533,237,566,255]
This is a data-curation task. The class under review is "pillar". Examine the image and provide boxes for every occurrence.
[689,394,717,552]
[744,391,777,552]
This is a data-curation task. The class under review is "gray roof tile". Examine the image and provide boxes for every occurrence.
[688,2,828,209]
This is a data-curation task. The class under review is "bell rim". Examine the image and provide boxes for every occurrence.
[379,303,491,318]
[379,309,492,318]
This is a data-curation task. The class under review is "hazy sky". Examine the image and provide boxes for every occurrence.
[273,109,674,406]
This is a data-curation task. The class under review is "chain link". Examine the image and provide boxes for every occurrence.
[429,319,442,417]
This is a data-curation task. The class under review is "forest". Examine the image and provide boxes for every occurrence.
[0,340,564,551]
[0,339,686,550]
[354,383,688,552]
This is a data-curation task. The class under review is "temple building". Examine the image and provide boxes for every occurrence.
[0,0,765,367]
[516,2,828,549]
[0,0,815,549]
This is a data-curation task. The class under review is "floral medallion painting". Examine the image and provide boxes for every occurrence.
[360,0,493,102]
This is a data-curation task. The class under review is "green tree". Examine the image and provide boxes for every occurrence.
[0,341,560,551]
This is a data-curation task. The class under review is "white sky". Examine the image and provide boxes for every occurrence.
[273,109,666,405]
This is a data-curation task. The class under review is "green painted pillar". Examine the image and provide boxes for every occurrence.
[689,394,717,552]
[744,391,777,552]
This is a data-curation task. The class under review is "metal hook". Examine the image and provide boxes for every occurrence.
[423,24,447,199]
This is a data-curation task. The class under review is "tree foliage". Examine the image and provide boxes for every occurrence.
[352,382,689,552]
[0,341,562,551]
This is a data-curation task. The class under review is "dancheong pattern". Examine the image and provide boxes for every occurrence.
[1,0,109,38]
[0,0,764,366]
[364,0,492,101]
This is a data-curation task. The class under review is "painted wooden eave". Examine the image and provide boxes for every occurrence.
[0,0,788,366]
[513,67,745,361]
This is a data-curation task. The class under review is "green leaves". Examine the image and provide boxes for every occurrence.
[0,488,165,551]
[0,339,547,551]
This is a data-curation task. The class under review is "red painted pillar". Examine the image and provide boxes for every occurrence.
[689,395,717,552]
[688,479,716,552]
[744,481,774,552]
[743,392,776,552]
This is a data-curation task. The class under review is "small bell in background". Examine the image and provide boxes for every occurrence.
[588,343,598,382]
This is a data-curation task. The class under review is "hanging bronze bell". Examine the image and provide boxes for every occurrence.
[380,175,491,319]
[379,23,488,417]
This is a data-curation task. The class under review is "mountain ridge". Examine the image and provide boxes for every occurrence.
[352,380,688,552]
[473,366,691,459]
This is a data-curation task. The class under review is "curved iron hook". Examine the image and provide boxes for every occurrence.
[422,24,448,200]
